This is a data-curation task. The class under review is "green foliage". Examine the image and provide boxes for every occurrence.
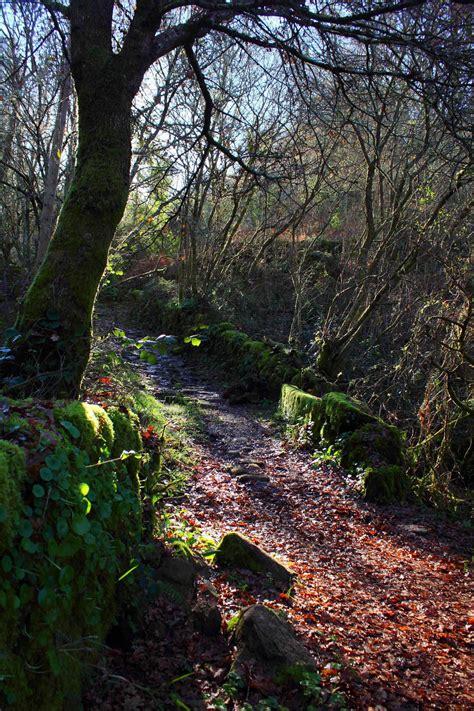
[0,398,143,708]
[0,441,26,547]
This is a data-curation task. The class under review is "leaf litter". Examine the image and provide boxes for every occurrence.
[85,353,473,710]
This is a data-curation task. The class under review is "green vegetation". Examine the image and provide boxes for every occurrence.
[280,384,409,503]
[0,398,142,708]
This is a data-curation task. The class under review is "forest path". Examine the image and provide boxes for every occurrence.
[89,340,473,710]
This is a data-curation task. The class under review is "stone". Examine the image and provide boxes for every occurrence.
[400,524,429,536]
[213,532,294,587]
[238,474,270,483]
[362,465,411,504]
[192,601,222,636]
[158,555,197,586]
[231,605,315,678]
[229,465,247,476]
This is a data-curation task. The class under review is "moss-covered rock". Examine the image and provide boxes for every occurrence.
[203,323,310,399]
[53,401,114,459]
[279,384,324,441]
[362,465,411,504]
[0,397,144,709]
[321,391,376,440]
[107,406,142,495]
[340,422,405,469]
[213,532,294,587]
[0,441,26,552]
[279,385,411,503]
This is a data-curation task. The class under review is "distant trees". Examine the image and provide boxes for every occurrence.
[0,3,75,277]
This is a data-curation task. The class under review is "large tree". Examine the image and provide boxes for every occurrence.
[3,0,471,397]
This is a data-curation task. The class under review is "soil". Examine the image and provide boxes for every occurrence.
[84,342,474,711]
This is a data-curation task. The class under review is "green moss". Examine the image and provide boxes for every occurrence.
[53,401,113,458]
[280,385,324,441]
[340,422,405,469]
[321,391,376,440]
[0,441,26,552]
[0,399,144,708]
[362,465,411,503]
[226,611,243,634]
[107,406,142,495]
[247,341,266,355]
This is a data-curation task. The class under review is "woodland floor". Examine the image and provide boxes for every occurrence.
[85,336,473,711]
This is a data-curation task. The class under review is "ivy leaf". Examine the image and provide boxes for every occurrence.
[78,482,90,496]
[56,518,68,537]
[60,420,80,438]
[71,515,91,537]
[38,588,50,607]
[32,484,45,498]
[19,519,33,538]
[40,467,54,481]
[2,555,13,573]
[59,565,75,586]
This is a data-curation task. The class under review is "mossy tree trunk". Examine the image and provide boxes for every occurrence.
[12,66,133,396]
[3,0,218,397]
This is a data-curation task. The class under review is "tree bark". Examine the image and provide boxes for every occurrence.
[8,59,133,397]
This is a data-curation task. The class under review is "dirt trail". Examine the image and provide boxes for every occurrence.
[89,346,474,710]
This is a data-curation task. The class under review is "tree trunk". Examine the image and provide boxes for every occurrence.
[6,68,133,398]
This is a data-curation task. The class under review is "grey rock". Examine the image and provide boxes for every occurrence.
[159,556,197,586]
[214,532,294,587]
[192,602,222,636]
[232,605,315,677]
[238,474,270,483]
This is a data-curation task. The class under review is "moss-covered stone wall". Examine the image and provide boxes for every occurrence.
[0,398,143,709]
[202,322,321,397]
[280,384,411,504]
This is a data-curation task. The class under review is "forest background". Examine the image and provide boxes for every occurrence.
[0,0,472,505]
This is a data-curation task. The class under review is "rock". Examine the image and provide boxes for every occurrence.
[238,474,270,483]
[213,532,294,587]
[229,465,247,476]
[231,605,315,678]
[240,458,265,467]
[362,465,411,504]
[340,422,405,469]
[155,554,198,605]
[140,541,165,567]
[192,601,222,636]
[400,524,429,536]
[159,555,197,586]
